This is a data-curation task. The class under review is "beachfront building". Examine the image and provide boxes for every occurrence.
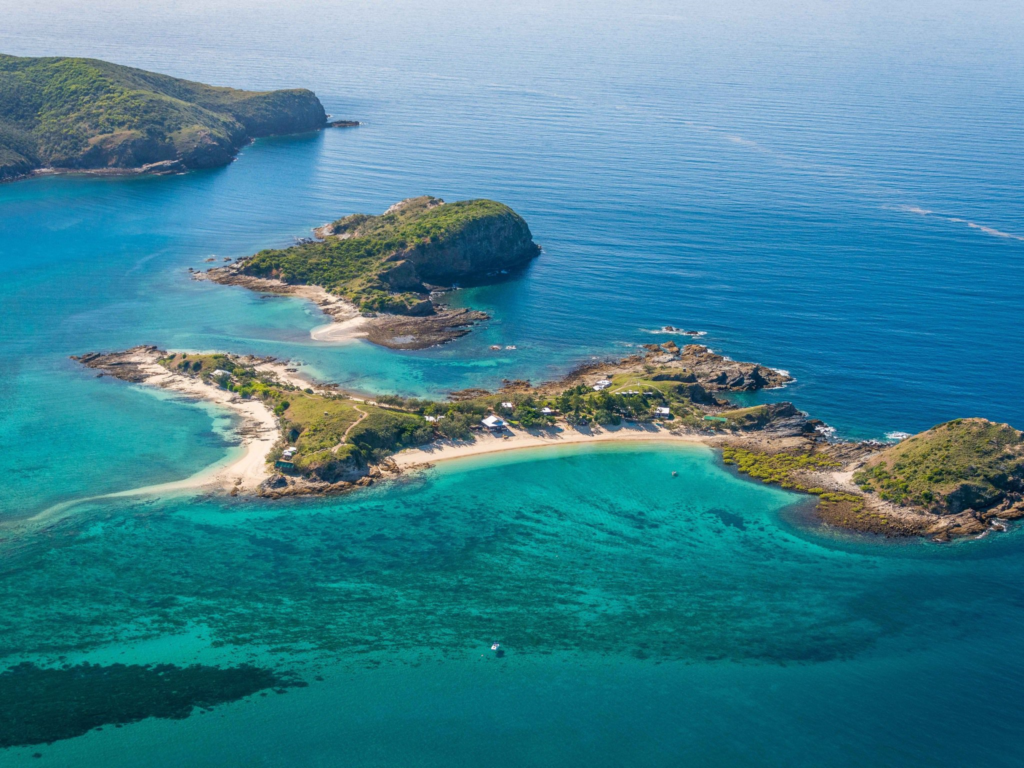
[655,406,672,417]
[593,379,612,391]
[482,415,507,432]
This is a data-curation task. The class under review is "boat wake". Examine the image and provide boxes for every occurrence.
[890,205,1024,242]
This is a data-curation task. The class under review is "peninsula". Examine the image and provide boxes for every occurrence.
[0,54,330,181]
[203,196,541,349]
[73,341,1024,540]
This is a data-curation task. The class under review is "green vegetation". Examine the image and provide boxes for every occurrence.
[0,53,326,179]
[853,418,1024,513]
[722,447,864,512]
[346,411,433,464]
[545,373,716,428]
[157,353,431,480]
[238,196,537,314]
[717,405,768,426]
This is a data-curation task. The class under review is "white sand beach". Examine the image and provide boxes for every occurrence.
[393,422,711,469]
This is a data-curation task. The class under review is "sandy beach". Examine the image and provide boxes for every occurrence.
[393,422,711,470]
[24,358,283,525]
[309,314,371,343]
[197,269,372,344]
[140,361,280,489]
[283,283,371,343]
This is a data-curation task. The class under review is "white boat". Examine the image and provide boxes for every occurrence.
[491,642,501,651]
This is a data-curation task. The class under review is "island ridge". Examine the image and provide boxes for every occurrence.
[0,54,330,180]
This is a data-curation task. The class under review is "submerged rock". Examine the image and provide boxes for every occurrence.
[0,662,303,748]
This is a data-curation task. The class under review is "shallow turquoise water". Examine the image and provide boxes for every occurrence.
[1,0,1024,763]
[3,445,1023,766]
[3,0,1024,515]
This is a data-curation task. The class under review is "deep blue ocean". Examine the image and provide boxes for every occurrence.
[1,1,1023,765]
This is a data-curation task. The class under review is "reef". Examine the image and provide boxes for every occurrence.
[0,661,302,747]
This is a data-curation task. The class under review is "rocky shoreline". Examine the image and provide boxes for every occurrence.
[1,121,361,186]
[70,340,1024,541]
[200,266,491,350]
[200,197,538,350]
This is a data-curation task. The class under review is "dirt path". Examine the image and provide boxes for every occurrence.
[341,403,369,442]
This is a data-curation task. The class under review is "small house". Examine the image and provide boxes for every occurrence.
[212,369,233,379]
[425,415,444,423]
[482,415,507,431]
[655,407,672,417]
[540,407,555,415]
[500,401,514,410]
[593,379,612,391]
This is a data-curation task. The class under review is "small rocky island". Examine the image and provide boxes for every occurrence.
[74,339,1024,540]
[205,196,541,349]
[0,54,331,180]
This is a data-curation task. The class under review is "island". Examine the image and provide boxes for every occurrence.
[0,54,331,181]
[202,196,541,349]
[72,340,1024,541]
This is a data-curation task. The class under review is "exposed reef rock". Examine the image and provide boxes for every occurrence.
[73,346,162,382]
[363,308,490,349]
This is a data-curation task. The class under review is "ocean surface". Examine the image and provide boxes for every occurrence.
[1,0,1023,765]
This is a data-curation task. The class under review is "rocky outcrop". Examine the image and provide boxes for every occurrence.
[364,308,490,350]
[854,418,1024,523]
[73,346,162,382]
[630,343,793,392]
[382,203,539,288]
[208,197,538,349]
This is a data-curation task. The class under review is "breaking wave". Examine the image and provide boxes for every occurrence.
[642,326,707,338]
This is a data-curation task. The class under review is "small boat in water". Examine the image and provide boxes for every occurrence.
[491,642,501,651]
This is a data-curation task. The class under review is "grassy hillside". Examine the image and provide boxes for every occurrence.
[238,196,539,314]
[0,54,326,179]
[157,352,432,481]
[854,418,1024,513]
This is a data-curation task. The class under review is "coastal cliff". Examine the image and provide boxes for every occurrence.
[0,54,328,180]
[206,196,540,349]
